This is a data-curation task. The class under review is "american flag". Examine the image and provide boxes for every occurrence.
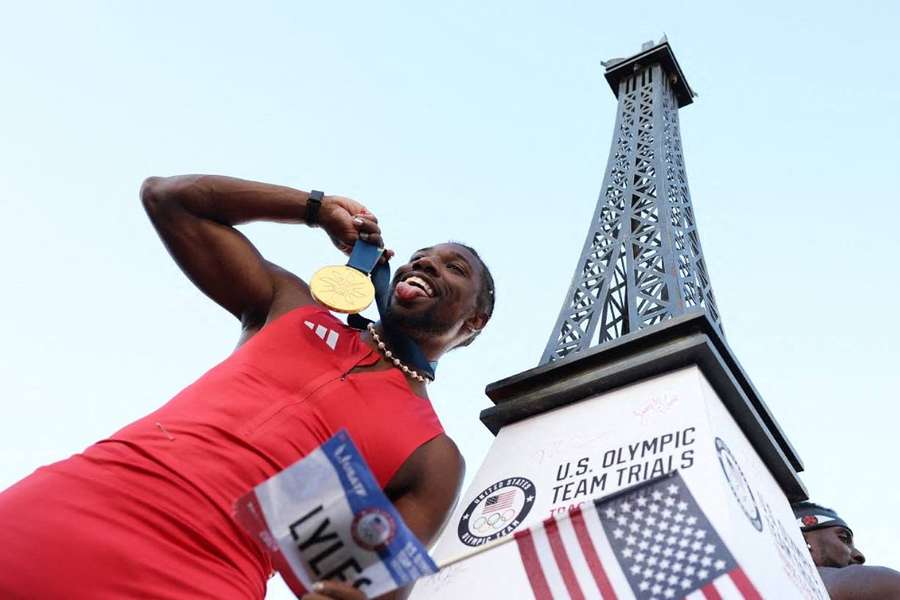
[514,472,761,600]
[482,489,517,514]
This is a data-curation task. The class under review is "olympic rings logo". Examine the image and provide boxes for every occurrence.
[471,509,517,532]
[457,477,537,547]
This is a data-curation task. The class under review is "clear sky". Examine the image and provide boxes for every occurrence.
[2,2,898,597]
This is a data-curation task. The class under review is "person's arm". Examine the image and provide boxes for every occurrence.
[303,436,465,600]
[819,565,900,599]
[390,435,466,547]
[140,175,387,328]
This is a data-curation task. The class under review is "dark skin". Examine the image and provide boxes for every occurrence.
[804,526,900,599]
[141,175,490,600]
[805,526,865,569]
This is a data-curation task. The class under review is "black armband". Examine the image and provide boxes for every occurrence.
[305,190,324,226]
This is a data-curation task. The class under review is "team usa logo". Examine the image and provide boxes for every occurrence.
[351,508,396,551]
[801,515,819,527]
[457,477,536,547]
[715,437,763,532]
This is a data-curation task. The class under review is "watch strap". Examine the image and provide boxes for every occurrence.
[305,190,324,226]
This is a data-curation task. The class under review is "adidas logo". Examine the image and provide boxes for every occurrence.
[304,320,340,350]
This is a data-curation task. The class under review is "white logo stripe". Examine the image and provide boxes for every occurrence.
[303,320,340,351]
[713,573,742,599]
[557,513,601,597]
[326,330,340,350]
[531,522,571,598]
[583,504,637,598]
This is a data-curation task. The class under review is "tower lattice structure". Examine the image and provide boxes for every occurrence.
[541,38,723,365]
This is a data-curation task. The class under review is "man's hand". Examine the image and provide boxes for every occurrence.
[319,196,395,261]
[302,581,371,600]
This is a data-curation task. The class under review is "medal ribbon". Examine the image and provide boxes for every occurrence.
[346,241,437,380]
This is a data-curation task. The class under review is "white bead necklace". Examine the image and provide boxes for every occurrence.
[367,323,430,383]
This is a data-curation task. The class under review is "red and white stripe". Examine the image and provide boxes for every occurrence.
[514,508,632,599]
[484,490,517,512]
[514,507,762,600]
[685,568,763,600]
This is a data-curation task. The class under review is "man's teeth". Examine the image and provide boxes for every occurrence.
[405,276,433,297]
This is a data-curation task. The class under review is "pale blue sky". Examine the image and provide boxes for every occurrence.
[2,2,898,597]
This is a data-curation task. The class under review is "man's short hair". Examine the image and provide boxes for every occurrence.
[450,242,495,348]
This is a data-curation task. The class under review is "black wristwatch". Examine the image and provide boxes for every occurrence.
[305,190,324,226]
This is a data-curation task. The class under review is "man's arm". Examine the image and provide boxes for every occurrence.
[819,565,900,599]
[140,175,386,328]
[389,435,466,547]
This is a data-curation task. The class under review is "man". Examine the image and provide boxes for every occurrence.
[0,175,495,600]
[794,501,900,598]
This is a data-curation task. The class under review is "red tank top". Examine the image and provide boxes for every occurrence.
[0,305,444,599]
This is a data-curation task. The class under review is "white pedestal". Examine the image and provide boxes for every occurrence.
[412,313,828,599]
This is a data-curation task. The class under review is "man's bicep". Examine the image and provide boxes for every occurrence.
[392,447,465,547]
[145,197,290,323]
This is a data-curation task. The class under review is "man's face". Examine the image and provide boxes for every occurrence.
[805,526,866,568]
[384,243,485,343]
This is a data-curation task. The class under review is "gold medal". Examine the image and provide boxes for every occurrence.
[310,264,376,314]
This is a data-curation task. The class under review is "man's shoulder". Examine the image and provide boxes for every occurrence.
[819,565,900,599]
[421,433,465,469]
[388,434,464,496]
[409,434,464,478]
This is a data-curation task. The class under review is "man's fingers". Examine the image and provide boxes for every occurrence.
[353,215,385,248]
[355,210,378,224]
[328,196,376,223]
[352,215,381,234]
[357,232,384,247]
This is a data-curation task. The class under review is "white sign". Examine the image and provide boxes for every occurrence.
[234,430,437,598]
[413,367,827,599]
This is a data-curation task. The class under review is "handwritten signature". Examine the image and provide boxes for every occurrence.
[633,393,680,424]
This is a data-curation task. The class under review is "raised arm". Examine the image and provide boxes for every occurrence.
[140,175,387,329]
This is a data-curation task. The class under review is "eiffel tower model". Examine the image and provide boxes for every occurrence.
[541,36,722,365]
[412,38,828,599]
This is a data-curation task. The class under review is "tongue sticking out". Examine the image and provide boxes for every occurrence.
[396,281,429,301]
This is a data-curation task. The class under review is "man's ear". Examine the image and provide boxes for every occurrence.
[802,532,818,562]
[451,312,489,351]
[464,312,488,336]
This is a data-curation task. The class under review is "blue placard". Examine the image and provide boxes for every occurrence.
[322,430,439,586]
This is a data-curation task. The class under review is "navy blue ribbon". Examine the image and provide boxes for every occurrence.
[345,241,437,380]
[346,241,384,275]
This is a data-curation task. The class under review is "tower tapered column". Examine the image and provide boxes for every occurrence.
[541,39,722,365]
[412,39,824,600]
